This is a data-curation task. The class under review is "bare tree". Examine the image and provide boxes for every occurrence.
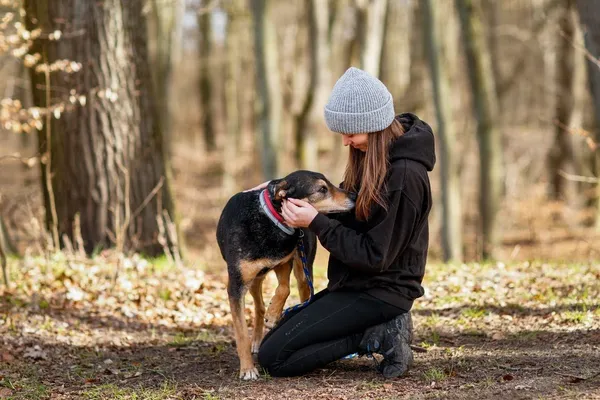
[293,0,330,169]
[398,1,427,114]
[222,0,245,194]
[380,0,412,103]
[198,4,216,152]
[147,0,185,152]
[548,0,580,207]
[24,0,180,257]
[456,0,504,259]
[576,0,600,229]
[356,0,388,77]
[252,0,281,179]
[422,0,463,262]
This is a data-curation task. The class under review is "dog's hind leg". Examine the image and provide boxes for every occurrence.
[264,261,293,329]
[249,275,266,354]
[292,251,311,302]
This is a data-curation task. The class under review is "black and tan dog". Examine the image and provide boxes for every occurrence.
[216,170,356,380]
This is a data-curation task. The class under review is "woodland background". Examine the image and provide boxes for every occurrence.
[1,1,600,399]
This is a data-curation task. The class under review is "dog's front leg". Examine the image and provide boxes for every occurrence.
[264,261,293,329]
[228,275,258,380]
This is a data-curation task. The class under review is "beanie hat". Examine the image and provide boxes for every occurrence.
[324,67,395,134]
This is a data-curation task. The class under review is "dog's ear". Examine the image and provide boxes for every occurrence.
[272,180,289,201]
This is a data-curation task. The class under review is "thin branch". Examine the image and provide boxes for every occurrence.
[558,170,599,183]
[130,176,165,221]
[559,29,600,69]
[555,371,600,381]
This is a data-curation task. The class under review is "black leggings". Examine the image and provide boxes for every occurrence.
[257,289,406,377]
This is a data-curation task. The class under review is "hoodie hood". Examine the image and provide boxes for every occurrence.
[389,113,436,171]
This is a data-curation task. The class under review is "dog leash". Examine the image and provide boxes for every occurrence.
[278,231,368,363]
[281,230,314,317]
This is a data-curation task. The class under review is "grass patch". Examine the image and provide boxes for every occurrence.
[3,379,48,400]
[82,381,177,400]
[461,307,488,319]
[562,310,591,324]
[422,367,448,383]
[168,332,191,347]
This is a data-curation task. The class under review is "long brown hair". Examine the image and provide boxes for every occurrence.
[343,119,405,220]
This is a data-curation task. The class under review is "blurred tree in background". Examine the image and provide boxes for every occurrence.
[1,0,600,263]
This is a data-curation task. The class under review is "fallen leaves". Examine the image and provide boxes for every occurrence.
[23,345,47,360]
[1,352,14,363]
[0,387,13,398]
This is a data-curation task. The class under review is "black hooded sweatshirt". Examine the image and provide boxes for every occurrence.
[308,113,436,311]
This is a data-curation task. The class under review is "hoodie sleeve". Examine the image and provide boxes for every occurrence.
[308,183,420,275]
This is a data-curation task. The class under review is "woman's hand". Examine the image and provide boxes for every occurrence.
[243,180,270,192]
[281,198,319,228]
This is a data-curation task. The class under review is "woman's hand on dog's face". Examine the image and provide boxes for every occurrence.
[281,198,318,228]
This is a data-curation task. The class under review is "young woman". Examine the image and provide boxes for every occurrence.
[252,67,436,379]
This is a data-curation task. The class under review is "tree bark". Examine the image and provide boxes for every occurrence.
[147,0,185,154]
[422,0,463,263]
[293,0,329,170]
[24,0,180,257]
[198,5,216,152]
[380,0,412,102]
[329,0,359,81]
[548,0,579,206]
[456,0,504,259]
[398,1,427,114]
[252,0,281,179]
[576,0,600,229]
[356,0,388,77]
[222,0,244,194]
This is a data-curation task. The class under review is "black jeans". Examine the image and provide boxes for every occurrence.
[257,288,406,377]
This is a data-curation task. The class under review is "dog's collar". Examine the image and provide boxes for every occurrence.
[259,189,296,236]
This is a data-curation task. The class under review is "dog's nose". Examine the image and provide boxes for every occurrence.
[348,192,357,202]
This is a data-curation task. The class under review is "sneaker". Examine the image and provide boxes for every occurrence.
[359,313,414,378]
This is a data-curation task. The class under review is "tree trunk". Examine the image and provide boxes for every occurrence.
[422,0,463,263]
[576,0,600,229]
[252,0,281,179]
[147,0,185,154]
[356,0,388,77]
[198,5,216,152]
[380,0,412,103]
[293,0,329,170]
[455,0,504,260]
[398,1,427,114]
[329,0,359,81]
[24,0,180,257]
[548,0,579,205]
[222,0,244,194]
[484,0,503,115]
[0,213,15,284]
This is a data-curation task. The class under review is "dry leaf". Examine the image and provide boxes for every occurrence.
[0,387,14,398]
[1,352,14,362]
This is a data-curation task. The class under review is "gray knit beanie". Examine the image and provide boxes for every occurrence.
[324,67,395,134]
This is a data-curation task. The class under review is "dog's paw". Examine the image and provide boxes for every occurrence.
[240,366,260,380]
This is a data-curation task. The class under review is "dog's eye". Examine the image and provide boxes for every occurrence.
[319,186,328,193]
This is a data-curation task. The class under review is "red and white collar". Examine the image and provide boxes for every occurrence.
[259,189,296,235]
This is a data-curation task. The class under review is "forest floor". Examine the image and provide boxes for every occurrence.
[1,139,600,399]
[1,253,599,399]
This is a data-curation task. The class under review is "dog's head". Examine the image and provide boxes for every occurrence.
[267,170,356,213]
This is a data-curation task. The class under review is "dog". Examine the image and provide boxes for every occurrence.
[216,170,356,380]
